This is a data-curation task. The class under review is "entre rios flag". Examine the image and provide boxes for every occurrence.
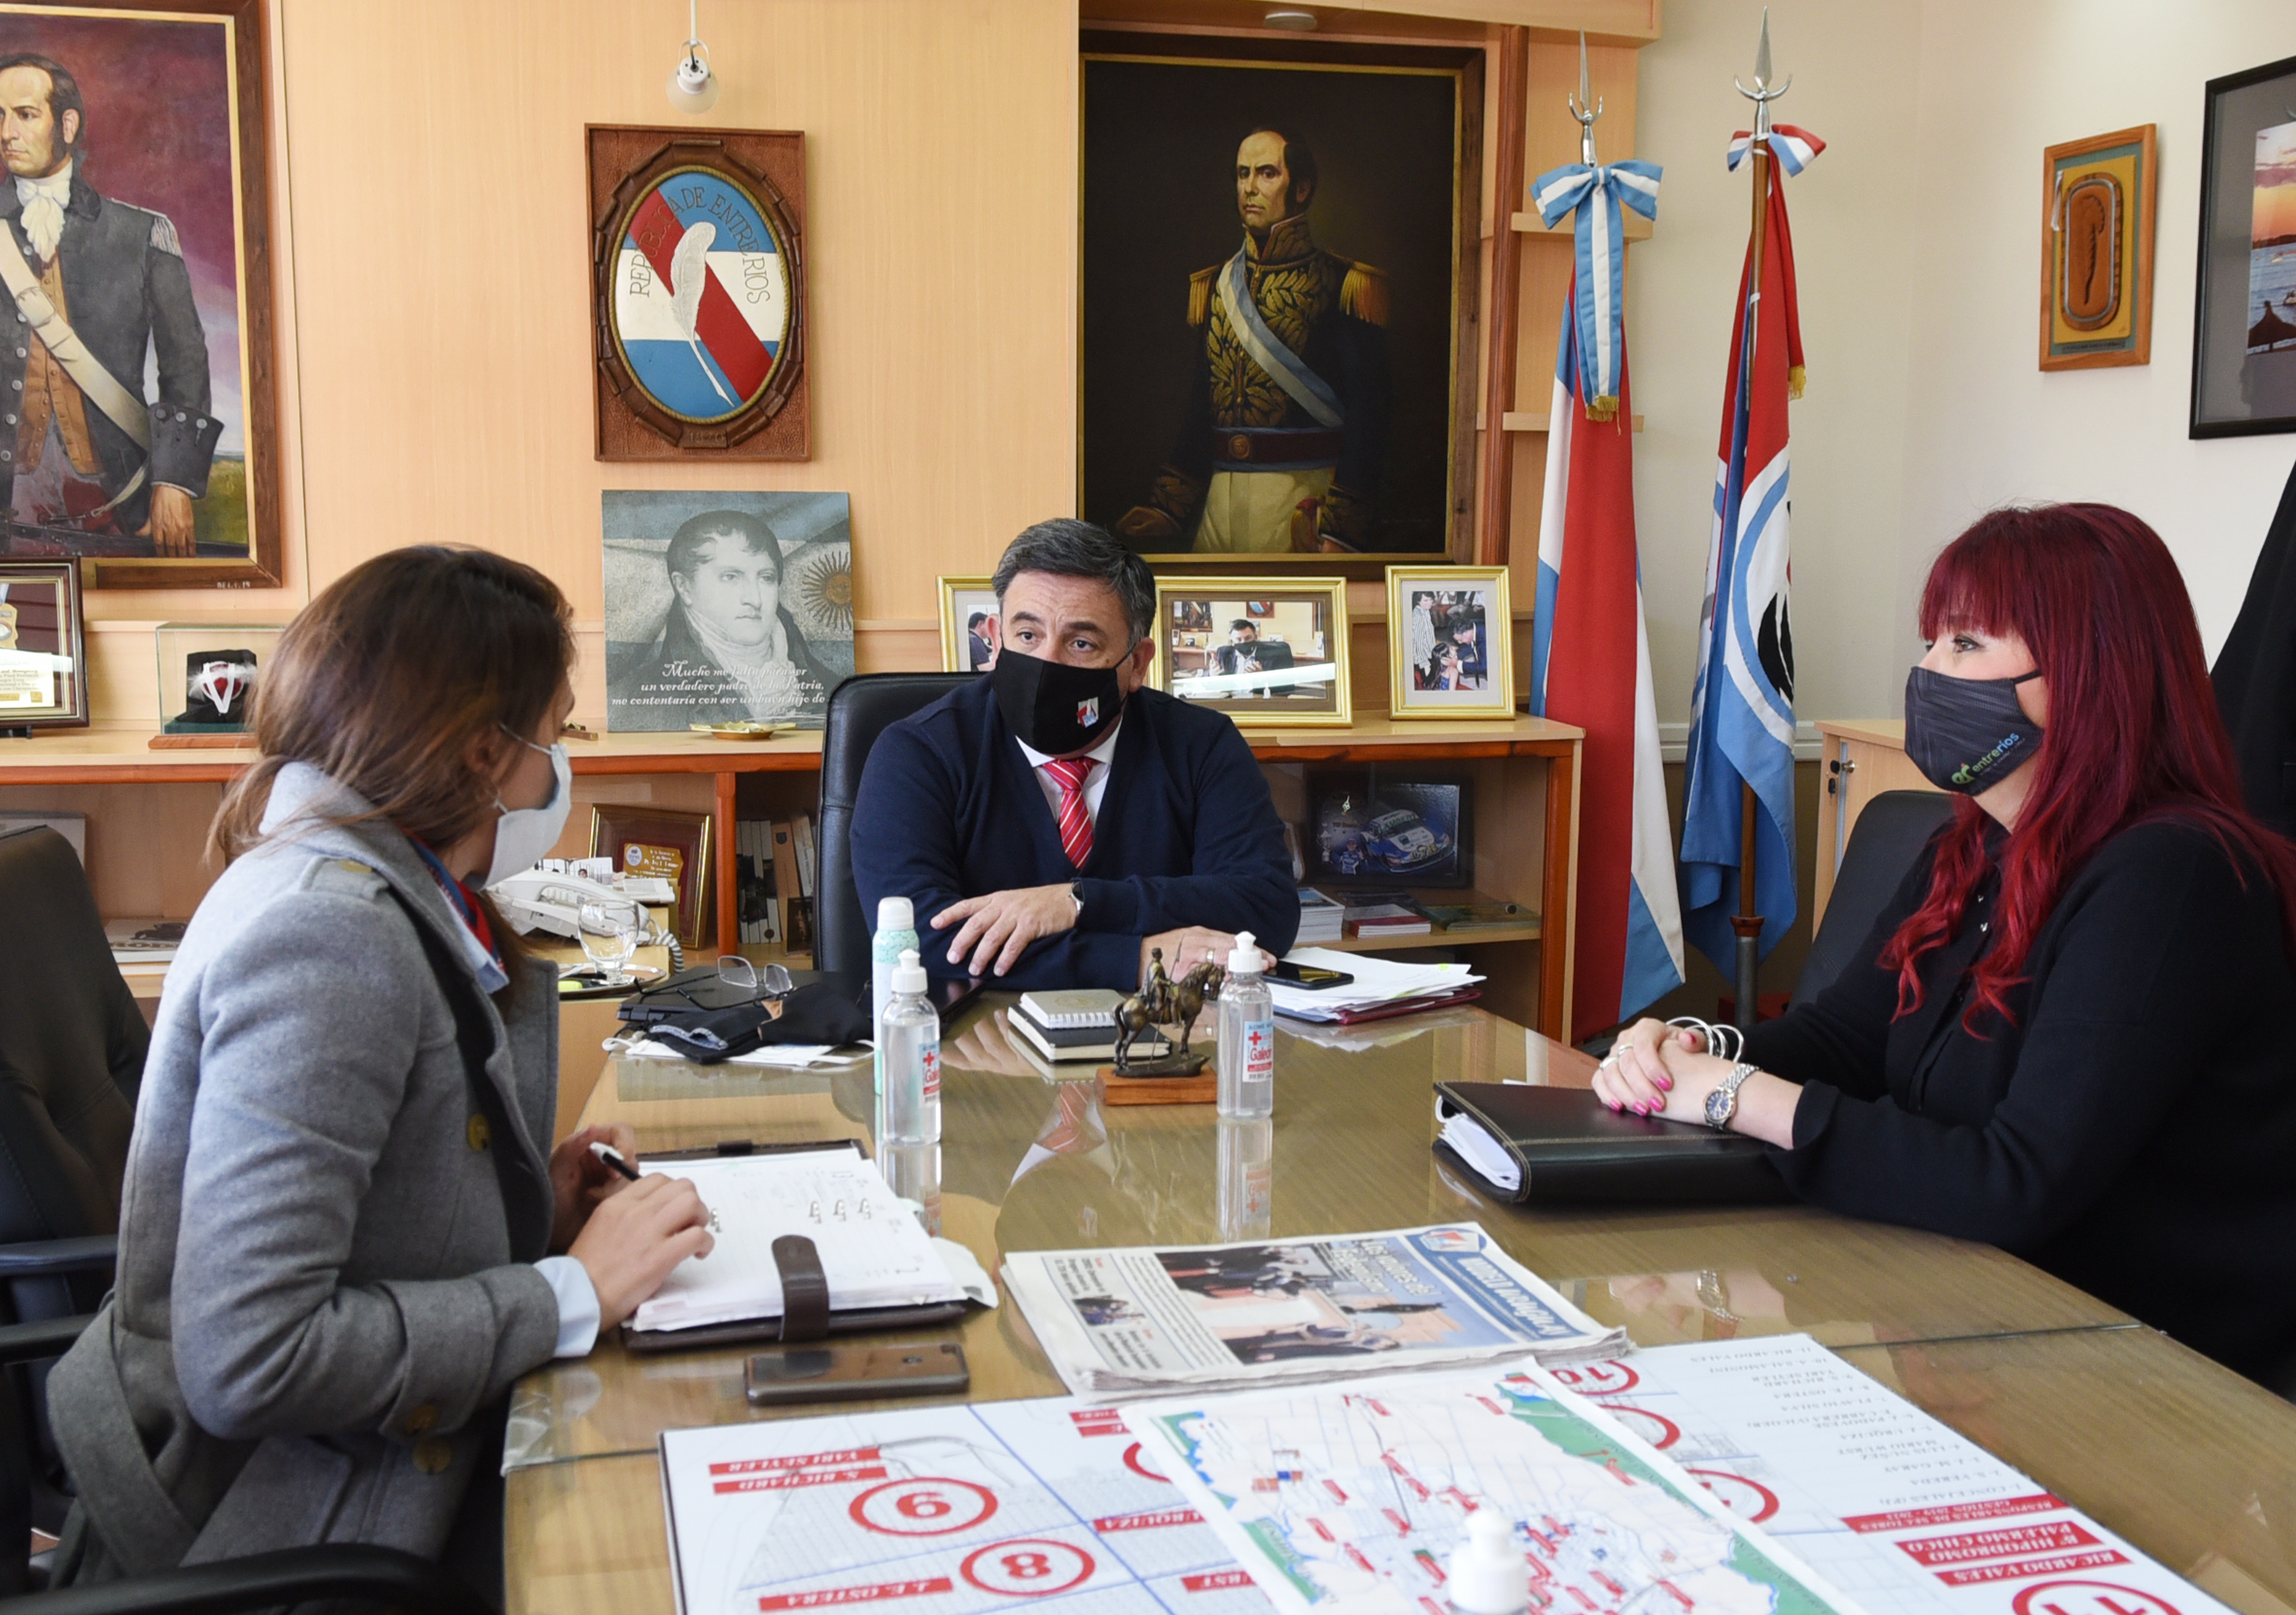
[1527,155,1686,1033]
[1681,123,1825,975]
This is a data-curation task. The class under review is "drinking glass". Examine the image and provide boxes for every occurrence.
[578,895,644,987]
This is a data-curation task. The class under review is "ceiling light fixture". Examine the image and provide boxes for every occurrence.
[1264,9,1318,30]
[667,0,719,115]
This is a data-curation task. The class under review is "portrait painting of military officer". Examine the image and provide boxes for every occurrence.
[0,10,269,574]
[1082,52,1467,559]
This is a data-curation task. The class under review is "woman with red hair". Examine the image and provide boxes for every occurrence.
[1597,503,2296,1390]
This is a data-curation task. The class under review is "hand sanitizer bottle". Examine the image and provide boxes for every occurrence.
[872,895,918,1105]
[1216,931,1274,1119]
[880,949,941,1145]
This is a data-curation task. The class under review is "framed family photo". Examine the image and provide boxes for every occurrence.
[0,557,86,728]
[1386,564,1513,720]
[0,0,283,587]
[1150,575,1349,727]
[1079,36,1481,564]
[602,491,853,732]
[937,576,999,672]
[2192,53,2296,437]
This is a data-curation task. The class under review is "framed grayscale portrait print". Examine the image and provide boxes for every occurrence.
[1080,35,1481,568]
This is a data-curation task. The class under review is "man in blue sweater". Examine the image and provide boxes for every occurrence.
[852,519,1298,989]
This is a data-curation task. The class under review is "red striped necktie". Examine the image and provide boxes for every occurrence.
[1043,756,1096,869]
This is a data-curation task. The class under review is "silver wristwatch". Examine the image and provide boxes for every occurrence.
[1704,1062,1758,1131]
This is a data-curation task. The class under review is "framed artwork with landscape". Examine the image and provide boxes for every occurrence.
[1386,564,1513,720]
[2192,53,2296,438]
[1150,575,1349,727]
[1080,36,1480,566]
[0,0,282,587]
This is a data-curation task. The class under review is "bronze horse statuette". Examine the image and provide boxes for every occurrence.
[1111,948,1226,1075]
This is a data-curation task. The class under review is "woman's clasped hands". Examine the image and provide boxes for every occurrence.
[1592,1018,1723,1124]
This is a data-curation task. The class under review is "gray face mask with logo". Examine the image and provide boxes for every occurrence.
[1901,665,2045,794]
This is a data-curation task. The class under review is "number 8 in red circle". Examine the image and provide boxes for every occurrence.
[959,1539,1096,1597]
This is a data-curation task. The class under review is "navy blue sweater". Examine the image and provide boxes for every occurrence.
[851,679,1299,990]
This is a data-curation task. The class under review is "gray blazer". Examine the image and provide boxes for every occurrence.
[50,763,563,1572]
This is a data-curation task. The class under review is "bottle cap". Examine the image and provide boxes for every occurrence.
[1446,1509,1527,1615]
[877,895,915,931]
[1226,930,1263,975]
[891,948,927,995]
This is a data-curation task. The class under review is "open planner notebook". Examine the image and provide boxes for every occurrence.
[629,1146,964,1334]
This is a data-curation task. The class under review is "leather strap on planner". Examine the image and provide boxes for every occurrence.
[773,1234,831,1343]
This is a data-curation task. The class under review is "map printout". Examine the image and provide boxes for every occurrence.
[1548,1334,2237,1615]
[1120,1364,1858,1615]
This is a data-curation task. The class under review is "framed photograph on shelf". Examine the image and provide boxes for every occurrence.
[1150,576,1350,727]
[938,576,999,672]
[590,805,713,949]
[1305,768,1471,889]
[0,0,285,589]
[1385,564,1513,720]
[0,560,87,729]
[2191,53,2296,437]
[2038,124,2157,371]
[1080,35,1482,564]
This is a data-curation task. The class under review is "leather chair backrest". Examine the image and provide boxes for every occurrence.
[1791,790,1958,1008]
[815,673,973,979]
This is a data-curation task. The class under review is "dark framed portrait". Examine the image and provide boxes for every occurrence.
[2191,53,2296,438]
[0,557,85,727]
[588,125,809,460]
[590,805,712,950]
[1305,768,1472,889]
[1080,36,1481,567]
[0,0,283,588]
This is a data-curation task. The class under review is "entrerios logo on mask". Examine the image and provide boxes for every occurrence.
[1950,733,2023,788]
[1902,665,2044,797]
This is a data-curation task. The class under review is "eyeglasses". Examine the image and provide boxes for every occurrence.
[714,956,793,1000]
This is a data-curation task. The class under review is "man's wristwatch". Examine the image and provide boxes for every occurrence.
[1704,1062,1759,1131]
[1068,879,1085,921]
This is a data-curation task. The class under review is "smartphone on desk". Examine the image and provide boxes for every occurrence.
[1268,960,1355,990]
[745,1342,969,1406]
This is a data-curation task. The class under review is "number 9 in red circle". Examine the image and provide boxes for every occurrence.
[960,1539,1096,1597]
[849,1477,999,1536]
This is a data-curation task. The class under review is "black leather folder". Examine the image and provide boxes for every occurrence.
[1433,1082,1791,1206]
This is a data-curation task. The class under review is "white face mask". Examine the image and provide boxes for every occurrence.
[484,736,573,888]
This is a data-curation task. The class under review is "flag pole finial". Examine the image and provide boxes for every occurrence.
[1733,7,1791,140]
[1568,30,1602,167]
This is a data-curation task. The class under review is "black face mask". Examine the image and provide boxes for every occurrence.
[1902,665,2044,794]
[991,650,1128,755]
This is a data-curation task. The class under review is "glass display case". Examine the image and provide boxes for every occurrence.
[155,621,286,735]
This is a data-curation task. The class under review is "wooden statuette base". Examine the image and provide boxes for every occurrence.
[1096,1068,1218,1106]
[149,732,257,749]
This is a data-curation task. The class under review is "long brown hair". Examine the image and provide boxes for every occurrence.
[212,546,574,865]
[1880,504,2296,1029]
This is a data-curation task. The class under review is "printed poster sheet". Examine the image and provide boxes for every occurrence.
[1120,1362,1858,1615]
[1546,1334,2236,1615]
[1001,1224,1625,1398]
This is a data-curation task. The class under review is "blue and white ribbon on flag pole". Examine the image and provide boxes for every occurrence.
[1528,158,1660,421]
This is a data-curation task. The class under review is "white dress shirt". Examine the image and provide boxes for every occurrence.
[1015,720,1124,828]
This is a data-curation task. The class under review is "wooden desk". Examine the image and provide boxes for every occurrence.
[485,997,2296,1615]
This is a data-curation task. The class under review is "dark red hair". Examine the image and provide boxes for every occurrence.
[1880,503,2296,1029]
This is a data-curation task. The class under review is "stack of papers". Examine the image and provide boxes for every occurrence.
[613,1036,852,1069]
[1269,946,1482,1023]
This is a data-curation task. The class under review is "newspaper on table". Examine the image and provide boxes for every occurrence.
[1001,1223,1625,1399]
[1121,1359,1861,1615]
[1547,1333,2239,1615]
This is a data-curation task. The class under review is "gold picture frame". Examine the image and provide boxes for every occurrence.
[1385,565,1513,720]
[1150,576,1350,727]
[589,804,713,949]
[937,576,1000,673]
[2039,124,2157,372]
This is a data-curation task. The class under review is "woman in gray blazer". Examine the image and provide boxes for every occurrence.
[48,548,713,1600]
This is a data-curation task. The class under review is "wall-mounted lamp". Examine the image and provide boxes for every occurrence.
[667,0,719,115]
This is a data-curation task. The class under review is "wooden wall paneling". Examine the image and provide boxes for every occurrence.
[0,781,224,918]
[1473,26,1530,564]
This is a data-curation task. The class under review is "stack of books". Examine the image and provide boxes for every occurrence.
[1295,887,1344,944]
[1342,897,1432,938]
[1009,988,1169,1067]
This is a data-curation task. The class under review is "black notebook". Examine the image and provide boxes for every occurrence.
[1433,1081,1790,1206]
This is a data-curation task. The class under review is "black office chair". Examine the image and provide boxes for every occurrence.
[1790,790,1958,1007]
[815,673,972,978]
[0,827,488,1612]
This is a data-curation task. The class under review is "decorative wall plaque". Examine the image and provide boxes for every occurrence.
[2040,124,2157,372]
[587,126,808,460]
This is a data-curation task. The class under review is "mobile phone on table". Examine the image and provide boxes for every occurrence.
[745,1342,969,1405]
[1268,960,1355,990]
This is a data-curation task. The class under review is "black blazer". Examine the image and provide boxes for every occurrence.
[1748,814,2296,1384]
